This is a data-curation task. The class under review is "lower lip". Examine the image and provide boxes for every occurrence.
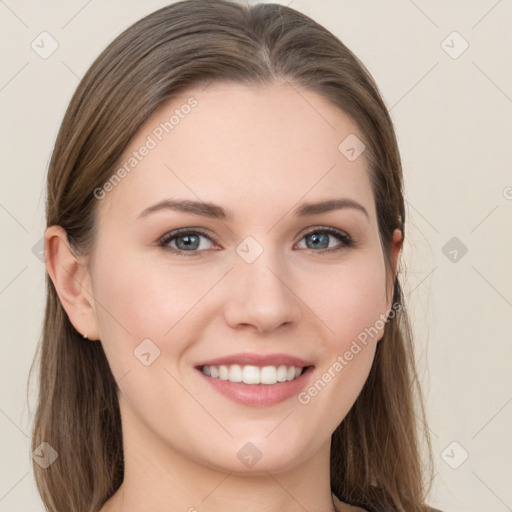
[197,367,314,407]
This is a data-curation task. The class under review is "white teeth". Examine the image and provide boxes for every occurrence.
[276,365,288,382]
[229,364,243,382]
[260,366,277,385]
[201,364,304,385]
[218,365,229,380]
[242,365,260,384]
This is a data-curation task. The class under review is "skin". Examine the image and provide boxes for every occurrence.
[45,82,402,512]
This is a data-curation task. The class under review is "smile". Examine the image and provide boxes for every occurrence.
[201,364,304,385]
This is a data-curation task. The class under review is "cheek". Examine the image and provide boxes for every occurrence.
[296,258,387,424]
[309,253,389,349]
[90,245,238,383]
[90,250,205,373]
[93,245,215,331]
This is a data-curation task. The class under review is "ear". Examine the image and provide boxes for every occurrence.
[44,225,100,340]
[390,228,403,277]
[385,228,403,309]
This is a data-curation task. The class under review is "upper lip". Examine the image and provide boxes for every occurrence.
[195,352,314,368]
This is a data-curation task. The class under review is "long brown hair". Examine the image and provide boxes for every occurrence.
[29,1,433,510]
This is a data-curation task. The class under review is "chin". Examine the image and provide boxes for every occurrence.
[193,432,320,476]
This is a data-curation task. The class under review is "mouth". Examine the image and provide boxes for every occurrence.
[194,353,315,407]
[200,364,306,385]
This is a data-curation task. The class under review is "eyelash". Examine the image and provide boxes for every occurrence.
[158,226,354,257]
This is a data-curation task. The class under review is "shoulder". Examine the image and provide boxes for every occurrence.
[333,494,445,512]
[332,494,368,512]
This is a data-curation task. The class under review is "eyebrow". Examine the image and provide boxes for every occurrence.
[136,198,369,220]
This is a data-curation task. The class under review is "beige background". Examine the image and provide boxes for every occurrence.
[1,1,511,510]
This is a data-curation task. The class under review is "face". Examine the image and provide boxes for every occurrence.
[81,82,400,474]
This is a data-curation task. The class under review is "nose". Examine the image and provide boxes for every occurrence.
[223,244,302,335]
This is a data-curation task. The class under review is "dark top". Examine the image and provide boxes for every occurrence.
[332,493,444,512]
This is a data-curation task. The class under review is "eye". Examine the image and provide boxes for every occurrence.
[158,226,354,256]
[159,228,217,255]
[296,227,354,253]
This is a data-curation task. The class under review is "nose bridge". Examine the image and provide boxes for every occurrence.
[224,235,300,333]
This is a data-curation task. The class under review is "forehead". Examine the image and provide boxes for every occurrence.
[98,82,374,224]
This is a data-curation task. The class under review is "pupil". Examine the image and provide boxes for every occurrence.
[309,233,328,249]
[178,234,198,250]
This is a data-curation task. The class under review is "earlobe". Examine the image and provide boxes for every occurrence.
[44,225,100,340]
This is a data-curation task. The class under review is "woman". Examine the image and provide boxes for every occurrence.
[30,1,440,511]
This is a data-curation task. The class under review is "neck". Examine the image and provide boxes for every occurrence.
[101,398,338,512]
